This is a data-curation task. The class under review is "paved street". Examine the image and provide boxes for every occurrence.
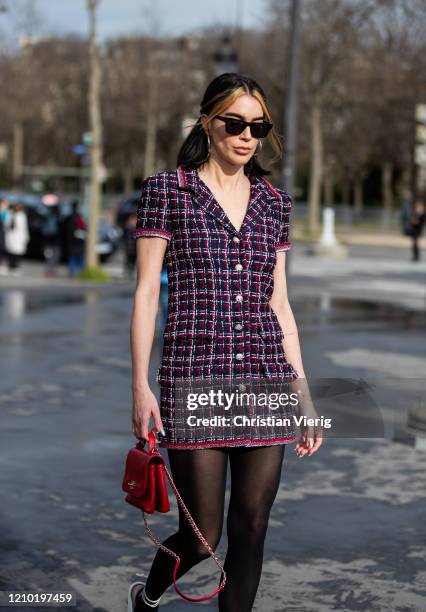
[1,245,425,611]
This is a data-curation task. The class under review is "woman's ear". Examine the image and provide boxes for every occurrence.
[200,113,209,136]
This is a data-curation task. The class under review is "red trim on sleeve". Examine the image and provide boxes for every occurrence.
[276,242,292,251]
[133,227,172,240]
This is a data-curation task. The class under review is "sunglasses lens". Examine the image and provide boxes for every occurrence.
[251,123,272,138]
[226,119,245,135]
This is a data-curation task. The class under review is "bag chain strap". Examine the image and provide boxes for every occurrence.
[141,463,227,584]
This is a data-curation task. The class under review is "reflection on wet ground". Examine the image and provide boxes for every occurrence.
[0,287,425,611]
[1,286,424,328]
[0,288,131,317]
[301,295,425,327]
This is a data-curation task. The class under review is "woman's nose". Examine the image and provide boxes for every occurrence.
[240,126,252,139]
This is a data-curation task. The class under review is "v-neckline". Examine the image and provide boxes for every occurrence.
[196,170,255,234]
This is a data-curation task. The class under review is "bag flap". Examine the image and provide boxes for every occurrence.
[122,446,164,497]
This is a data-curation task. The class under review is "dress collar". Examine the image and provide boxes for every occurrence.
[176,165,281,236]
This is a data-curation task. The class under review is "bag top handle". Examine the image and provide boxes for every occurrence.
[136,430,157,453]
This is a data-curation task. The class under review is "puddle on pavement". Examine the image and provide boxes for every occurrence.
[0,288,133,318]
[0,289,423,330]
[292,296,425,330]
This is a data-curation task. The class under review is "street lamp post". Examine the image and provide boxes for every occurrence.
[212,33,239,75]
[282,0,301,200]
[281,0,301,278]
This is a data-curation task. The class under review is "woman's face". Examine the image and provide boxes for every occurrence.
[204,94,266,169]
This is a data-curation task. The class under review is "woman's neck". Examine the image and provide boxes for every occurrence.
[198,159,247,192]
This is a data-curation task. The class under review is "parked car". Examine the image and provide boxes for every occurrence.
[0,191,122,262]
[114,191,140,231]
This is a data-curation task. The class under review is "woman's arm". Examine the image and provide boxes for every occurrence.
[269,250,305,378]
[130,236,167,440]
[270,251,323,456]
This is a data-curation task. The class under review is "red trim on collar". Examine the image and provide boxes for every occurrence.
[260,177,281,199]
[177,165,187,189]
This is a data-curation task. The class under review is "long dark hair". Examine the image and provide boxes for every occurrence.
[177,73,283,177]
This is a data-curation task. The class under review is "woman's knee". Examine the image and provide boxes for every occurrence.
[227,508,269,544]
[181,527,222,561]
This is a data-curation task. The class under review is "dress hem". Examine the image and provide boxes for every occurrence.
[158,435,296,450]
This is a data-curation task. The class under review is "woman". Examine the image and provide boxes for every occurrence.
[42,203,61,277]
[0,197,8,274]
[129,73,322,611]
[4,202,29,275]
[65,200,86,277]
[409,200,425,261]
[123,211,138,279]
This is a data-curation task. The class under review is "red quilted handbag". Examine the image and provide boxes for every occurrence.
[122,430,227,602]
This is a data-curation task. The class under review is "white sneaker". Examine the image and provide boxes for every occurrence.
[127,576,162,611]
[127,580,145,612]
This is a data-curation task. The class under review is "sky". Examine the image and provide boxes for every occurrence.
[3,0,270,42]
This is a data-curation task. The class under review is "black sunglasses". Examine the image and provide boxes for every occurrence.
[215,115,273,139]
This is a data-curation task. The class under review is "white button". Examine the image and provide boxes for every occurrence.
[233,236,240,243]
[234,323,243,330]
[235,294,243,303]
[235,263,243,271]
[236,353,244,361]
[239,383,246,391]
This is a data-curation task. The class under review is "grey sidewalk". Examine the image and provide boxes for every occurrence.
[0,248,425,611]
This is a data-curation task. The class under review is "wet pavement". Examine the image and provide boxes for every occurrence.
[1,249,426,612]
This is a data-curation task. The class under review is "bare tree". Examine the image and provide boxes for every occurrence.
[86,0,103,270]
[1,0,424,222]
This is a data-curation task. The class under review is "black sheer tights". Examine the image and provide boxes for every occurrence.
[136,444,285,612]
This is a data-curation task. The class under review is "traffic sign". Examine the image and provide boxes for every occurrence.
[72,144,88,156]
[83,131,93,146]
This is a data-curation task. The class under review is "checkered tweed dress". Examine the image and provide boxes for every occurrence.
[134,165,299,449]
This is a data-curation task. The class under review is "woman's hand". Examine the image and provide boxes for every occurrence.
[289,376,324,457]
[294,429,323,457]
[132,384,165,441]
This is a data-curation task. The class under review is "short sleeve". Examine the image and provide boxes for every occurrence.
[133,175,173,241]
[276,189,293,252]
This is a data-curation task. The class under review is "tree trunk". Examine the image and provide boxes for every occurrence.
[398,165,412,201]
[86,0,103,269]
[353,176,364,213]
[307,102,322,233]
[323,172,334,207]
[341,181,350,206]
[12,122,24,187]
[123,166,134,193]
[382,160,393,210]
[143,67,159,178]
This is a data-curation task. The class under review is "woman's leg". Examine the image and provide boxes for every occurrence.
[7,252,18,269]
[412,235,419,261]
[137,447,228,608]
[68,255,76,277]
[218,444,286,612]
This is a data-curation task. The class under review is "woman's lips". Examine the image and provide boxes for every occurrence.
[234,147,251,154]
